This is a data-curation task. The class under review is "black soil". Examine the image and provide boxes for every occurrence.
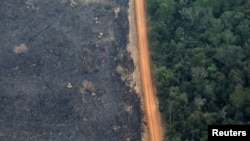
[0,0,142,141]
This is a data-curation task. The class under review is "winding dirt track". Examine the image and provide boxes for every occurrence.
[134,0,163,141]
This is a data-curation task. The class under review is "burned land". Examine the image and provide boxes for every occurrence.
[0,0,142,141]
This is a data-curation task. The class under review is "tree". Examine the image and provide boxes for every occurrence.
[153,66,179,88]
[146,0,250,140]
[220,11,234,29]
[228,69,245,88]
[213,45,245,67]
[191,47,210,66]
[207,63,218,73]
[146,0,160,15]
[149,21,169,42]
[221,29,237,46]
[179,6,201,25]
[235,19,250,41]
[209,18,223,32]
[191,67,208,80]
[155,0,175,23]
[229,86,246,108]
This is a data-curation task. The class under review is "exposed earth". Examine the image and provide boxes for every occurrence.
[135,0,163,140]
[0,0,142,141]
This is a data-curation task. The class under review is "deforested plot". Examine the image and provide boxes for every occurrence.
[0,0,142,140]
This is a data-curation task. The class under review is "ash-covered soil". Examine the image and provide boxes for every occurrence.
[0,0,142,141]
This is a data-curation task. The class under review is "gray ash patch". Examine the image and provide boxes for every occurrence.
[0,0,141,141]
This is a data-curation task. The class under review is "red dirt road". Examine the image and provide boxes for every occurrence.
[135,0,164,141]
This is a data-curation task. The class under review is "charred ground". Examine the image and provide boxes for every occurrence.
[0,0,141,141]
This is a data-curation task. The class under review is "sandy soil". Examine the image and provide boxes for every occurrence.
[133,0,164,141]
[127,1,150,141]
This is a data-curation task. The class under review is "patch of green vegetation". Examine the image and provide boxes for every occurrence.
[146,0,250,140]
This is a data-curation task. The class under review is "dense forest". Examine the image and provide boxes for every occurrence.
[145,0,250,140]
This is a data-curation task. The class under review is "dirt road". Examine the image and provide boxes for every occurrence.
[135,0,164,141]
